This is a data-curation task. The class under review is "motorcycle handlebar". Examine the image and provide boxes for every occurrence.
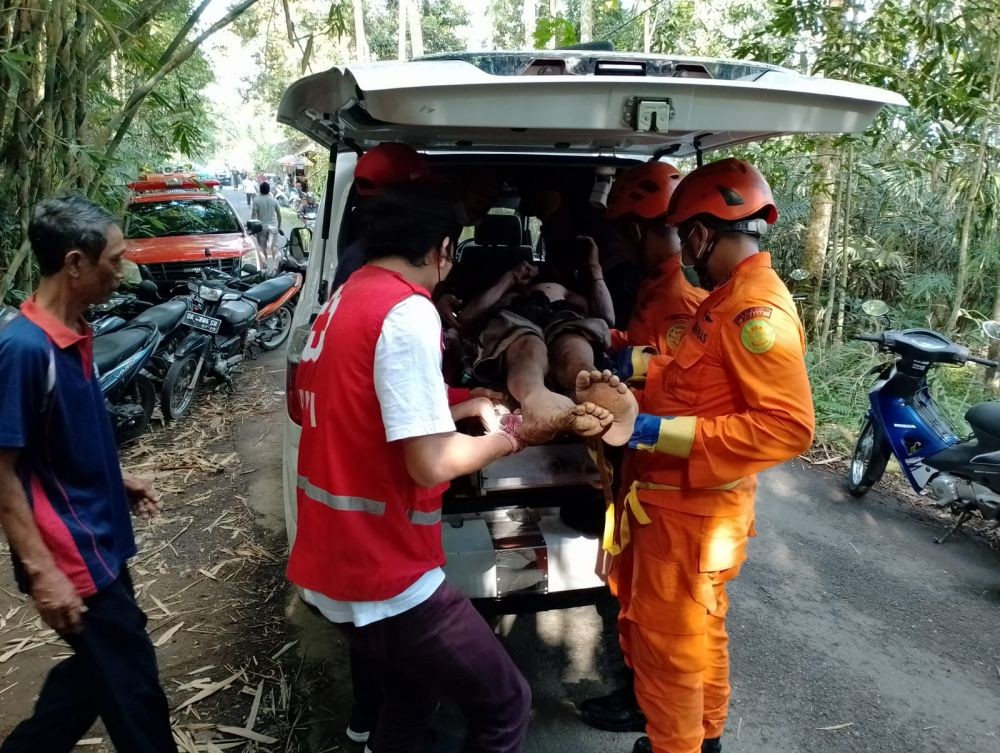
[853,334,884,343]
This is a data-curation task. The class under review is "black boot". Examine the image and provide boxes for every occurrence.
[631,735,722,752]
[580,675,646,733]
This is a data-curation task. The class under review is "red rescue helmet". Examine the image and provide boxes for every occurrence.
[354,143,438,197]
[664,158,778,228]
[606,161,682,220]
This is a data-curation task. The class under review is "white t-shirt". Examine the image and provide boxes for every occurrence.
[303,294,455,627]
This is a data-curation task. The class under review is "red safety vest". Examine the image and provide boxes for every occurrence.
[287,265,448,601]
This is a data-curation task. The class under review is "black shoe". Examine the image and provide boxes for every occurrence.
[632,737,651,753]
[580,685,646,732]
[631,735,722,753]
[346,703,374,743]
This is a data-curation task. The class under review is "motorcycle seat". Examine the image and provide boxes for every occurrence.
[130,299,188,334]
[243,275,296,307]
[93,327,151,375]
[966,403,1000,449]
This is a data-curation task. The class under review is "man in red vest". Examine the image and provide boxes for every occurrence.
[288,188,625,752]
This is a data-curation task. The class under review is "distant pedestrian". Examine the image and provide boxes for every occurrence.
[251,182,283,273]
[241,176,257,207]
[0,195,174,753]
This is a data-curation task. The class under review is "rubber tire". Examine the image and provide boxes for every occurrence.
[259,302,294,351]
[113,376,157,445]
[161,355,199,421]
[847,418,891,497]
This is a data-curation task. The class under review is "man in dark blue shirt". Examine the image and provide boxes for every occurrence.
[0,196,174,753]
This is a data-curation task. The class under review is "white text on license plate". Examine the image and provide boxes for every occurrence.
[183,311,222,334]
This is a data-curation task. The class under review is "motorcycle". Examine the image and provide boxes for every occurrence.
[847,300,1000,542]
[93,322,162,444]
[160,269,302,420]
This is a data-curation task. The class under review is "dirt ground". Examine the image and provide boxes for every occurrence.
[0,351,345,753]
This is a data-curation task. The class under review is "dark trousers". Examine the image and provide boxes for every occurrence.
[246,192,254,206]
[341,582,531,753]
[1,570,174,753]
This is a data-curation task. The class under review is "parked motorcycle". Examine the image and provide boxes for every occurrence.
[847,299,1000,542]
[93,322,162,444]
[160,270,302,420]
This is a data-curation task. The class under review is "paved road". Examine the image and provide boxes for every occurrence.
[500,462,1000,753]
[284,459,1000,753]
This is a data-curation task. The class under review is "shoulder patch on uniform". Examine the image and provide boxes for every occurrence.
[734,306,773,326]
[665,323,687,351]
[741,319,775,354]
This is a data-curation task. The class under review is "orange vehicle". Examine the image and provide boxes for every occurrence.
[123,174,262,291]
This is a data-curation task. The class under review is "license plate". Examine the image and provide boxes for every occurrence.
[183,310,222,334]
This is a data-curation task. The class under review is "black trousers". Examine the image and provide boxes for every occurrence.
[1,569,174,753]
[339,582,531,753]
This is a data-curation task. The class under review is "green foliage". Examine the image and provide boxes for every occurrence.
[534,16,578,49]
[365,0,469,59]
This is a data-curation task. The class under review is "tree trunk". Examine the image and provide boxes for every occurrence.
[406,0,423,57]
[397,0,407,60]
[803,140,836,305]
[834,146,855,344]
[986,262,1000,393]
[580,0,593,42]
[945,44,1000,332]
[642,7,651,53]
[522,0,535,48]
[820,155,849,347]
[352,0,370,62]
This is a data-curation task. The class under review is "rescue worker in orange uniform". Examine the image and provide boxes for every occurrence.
[606,162,707,357]
[580,161,708,734]
[612,158,815,753]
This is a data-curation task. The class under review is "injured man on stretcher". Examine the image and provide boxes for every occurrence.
[455,234,638,446]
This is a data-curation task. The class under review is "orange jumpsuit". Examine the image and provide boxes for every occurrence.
[609,253,815,753]
[624,255,708,356]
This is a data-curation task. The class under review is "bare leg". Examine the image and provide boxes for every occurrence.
[505,334,549,405]
[576,370,638,446]
[504,334,610,441]
[549,333,599,391]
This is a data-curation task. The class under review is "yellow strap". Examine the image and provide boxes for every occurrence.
[601,478,744,555]
[602,481,653,554]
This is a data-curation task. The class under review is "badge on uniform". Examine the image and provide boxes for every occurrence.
[665,323,686,351]
[740,318,775,354]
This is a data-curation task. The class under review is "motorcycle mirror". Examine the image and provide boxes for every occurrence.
[982,320,1000,341]
[789,268,809,281]
[861,299,889,317]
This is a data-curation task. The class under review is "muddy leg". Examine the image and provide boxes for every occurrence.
[504,334,610,441]
[549,333,597,392]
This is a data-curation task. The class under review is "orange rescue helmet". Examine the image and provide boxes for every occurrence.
[606,161,682,220]
[664,158,778,228]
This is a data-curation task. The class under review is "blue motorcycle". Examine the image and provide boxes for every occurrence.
[847,310,1000,542]
[93,322,162,445]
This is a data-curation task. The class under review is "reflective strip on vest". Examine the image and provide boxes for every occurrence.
[408,508,442,526]
[297,476,386,516]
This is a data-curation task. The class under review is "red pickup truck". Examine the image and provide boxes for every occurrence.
[123,174,262,291]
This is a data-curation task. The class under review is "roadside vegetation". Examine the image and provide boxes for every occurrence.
[2,0,998,452]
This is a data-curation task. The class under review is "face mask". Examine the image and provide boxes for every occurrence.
[680,260,702,288]
[680,223,718,290]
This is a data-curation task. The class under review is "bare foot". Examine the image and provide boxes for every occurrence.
[575,369,639,446]
[518,391,611,443]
